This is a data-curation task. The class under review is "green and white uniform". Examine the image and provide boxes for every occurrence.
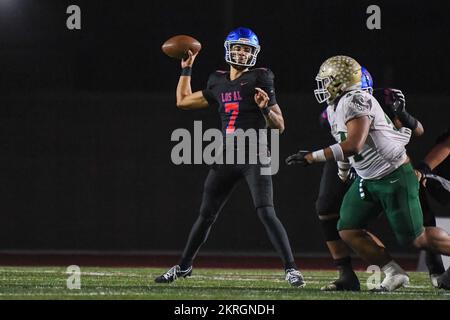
[326,89,411,180]
[328,89,424,244]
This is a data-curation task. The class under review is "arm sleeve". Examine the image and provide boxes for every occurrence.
[257,68,277,107]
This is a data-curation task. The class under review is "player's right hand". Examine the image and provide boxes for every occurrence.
[181,50,198,68]
[285,150,311,166]
[386,88,406,114]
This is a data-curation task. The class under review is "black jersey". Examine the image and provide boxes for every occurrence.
[202,68,277,136]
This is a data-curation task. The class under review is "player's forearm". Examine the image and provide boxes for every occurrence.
[423,138,450,170]
[307,140,360,164]
[308,118,369,163]
[176,75,193,108]
[394,117,424,137]
[413,121,424,136]
[320,141,359,162]
[261,104,285,133]
[264,111,285,133]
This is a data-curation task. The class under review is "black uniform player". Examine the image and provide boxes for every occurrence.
[155,27,305,287]
[415,127,450,288]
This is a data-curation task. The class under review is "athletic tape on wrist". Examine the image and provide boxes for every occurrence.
[312,149,326,162]
[330,143,345,162]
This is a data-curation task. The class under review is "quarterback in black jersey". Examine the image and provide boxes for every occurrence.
[155,27,305,287]
[202,67,278,135]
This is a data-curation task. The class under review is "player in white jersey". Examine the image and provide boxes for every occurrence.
[325,88,412,180]
[287,55,450,292]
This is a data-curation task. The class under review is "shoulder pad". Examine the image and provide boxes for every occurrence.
[252,68,275,80]
[342,90,371,101]
[253,67,273,74]
[208,70,228,82]
[341,90,373,112]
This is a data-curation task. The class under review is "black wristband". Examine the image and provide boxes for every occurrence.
[262,106,272,116]
[396,111,418,130]
[181,67,192,76]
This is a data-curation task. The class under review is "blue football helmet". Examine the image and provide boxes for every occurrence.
[224,27,260,67]
[361,66,373,94]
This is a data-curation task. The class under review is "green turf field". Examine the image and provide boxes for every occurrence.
[0,266,449,300]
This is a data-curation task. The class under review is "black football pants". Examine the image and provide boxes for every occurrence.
[179,163,296,270]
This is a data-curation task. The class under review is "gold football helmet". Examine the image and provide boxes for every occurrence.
[314,55,362,104]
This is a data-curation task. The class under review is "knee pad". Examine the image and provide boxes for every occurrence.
[319,216,341,242]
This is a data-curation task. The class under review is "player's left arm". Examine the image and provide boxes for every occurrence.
[286,116,370,166]
[415,135,450,184]
[254,87,285,133]
[424,136,450,170]
[417,135,450,173]
[312,116,370,162]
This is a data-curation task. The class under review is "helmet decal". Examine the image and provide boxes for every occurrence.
[361,66,374,93]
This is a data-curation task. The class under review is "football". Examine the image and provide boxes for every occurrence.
[161,35,202,60]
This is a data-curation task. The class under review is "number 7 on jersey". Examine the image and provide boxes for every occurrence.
[225,102,240,134]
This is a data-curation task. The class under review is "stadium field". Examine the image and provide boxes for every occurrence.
[0,266,449,300]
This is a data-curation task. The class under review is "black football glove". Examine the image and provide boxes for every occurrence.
[383,88,418,130]
[390,89,406,114]
[285,150,311,166]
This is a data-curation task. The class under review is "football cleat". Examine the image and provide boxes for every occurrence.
[154,265,192,283]
[285,269,306,287]
[430,273,441,288]
[437,272,450,290]
[371,273,409,292]
[321,271,361,291]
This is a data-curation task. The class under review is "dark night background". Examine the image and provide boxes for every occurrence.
[0,0,449,257]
